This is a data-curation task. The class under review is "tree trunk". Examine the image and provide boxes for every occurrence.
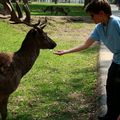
[16,1,23,18]
[0,0,11,15]
[23,3,31,23]
[8,1,21,22]
[84,0,91,7]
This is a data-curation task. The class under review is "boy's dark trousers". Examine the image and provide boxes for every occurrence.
[106,62,120,120]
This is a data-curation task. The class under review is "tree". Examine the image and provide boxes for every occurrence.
[84,0,91,7]
[0,0,31,23]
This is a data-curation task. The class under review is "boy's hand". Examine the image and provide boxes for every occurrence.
[54,50,66,55]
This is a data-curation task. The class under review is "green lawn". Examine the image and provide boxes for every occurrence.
[0,18,99,120]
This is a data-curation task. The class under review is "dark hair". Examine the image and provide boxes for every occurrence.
[85,0,112,16]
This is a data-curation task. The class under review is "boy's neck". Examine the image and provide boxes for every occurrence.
[102,16,110,25]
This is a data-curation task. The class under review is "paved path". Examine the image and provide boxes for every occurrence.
[98,4,120,117]
[111,4,120,17]
[99,44,112,116]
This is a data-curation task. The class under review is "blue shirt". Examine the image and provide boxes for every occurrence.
[90,15,120,64]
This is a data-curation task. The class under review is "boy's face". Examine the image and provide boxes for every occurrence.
[89,11,105,24]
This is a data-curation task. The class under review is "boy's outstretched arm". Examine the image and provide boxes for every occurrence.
[54,38,95,55]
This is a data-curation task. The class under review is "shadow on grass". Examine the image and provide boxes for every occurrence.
[39,67,97,120]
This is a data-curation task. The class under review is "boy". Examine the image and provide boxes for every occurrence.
[54,0,120,120]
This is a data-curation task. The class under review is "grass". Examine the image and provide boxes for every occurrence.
[0,18,99,120]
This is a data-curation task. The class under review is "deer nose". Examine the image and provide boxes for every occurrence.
[51,41,57,49]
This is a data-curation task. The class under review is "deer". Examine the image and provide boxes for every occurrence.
[0,19,57,120]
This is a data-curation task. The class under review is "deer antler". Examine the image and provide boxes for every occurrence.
[39,17,47,29]
[23,17,48,29]
[11,17,48,29]
[23,19,41,28]
[23,17,48,28]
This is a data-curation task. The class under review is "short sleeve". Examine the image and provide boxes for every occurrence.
[114,18,120,35]
[89,25,100,42]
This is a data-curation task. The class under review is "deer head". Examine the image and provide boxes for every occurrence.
[21,18,57,50]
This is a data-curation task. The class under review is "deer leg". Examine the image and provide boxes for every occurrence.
[0,96,9,120]
[23,3,31,23]
[16,1,23,18]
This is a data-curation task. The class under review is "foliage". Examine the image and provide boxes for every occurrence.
[0,18,99,120]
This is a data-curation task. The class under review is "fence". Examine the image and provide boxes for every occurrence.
[31,0,114,4]
[32,0,84,4]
